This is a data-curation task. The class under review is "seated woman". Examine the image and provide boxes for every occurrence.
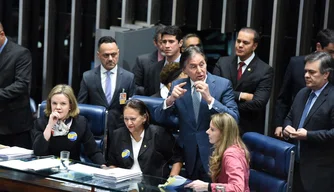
[185,113,250,192]
[107,99,183,178]
[32,84,105,165]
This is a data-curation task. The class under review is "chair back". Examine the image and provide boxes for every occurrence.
[37,101,108,163]
[131,95,179,132]
[242,132,295,192]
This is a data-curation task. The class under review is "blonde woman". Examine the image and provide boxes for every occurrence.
[185,113,250,192]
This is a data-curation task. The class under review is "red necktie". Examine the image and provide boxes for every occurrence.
[237,62,245,80]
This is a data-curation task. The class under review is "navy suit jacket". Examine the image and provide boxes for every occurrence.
[274,56,306,127]
[0,39,33,135]
[133,50,159,95]
[154,73,239,174]
[77,65,135,159]
[283,83,334,191]
[107,124,183,178]
[213,55,273,134]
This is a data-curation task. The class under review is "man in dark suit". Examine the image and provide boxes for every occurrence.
[77,36,135,159]
[274,29,334,137]
[213,27,273,134]
[0,22,33,149]
[181,33,202,52]
[146,25,183,96]
[155,46,239,181]
[283,52,334,192]
[133,24,165,95]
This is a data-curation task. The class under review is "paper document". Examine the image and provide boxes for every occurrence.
[0,146,33,160]
[158,175,192,189]
[93,167,142,183]
[0,158,61,171]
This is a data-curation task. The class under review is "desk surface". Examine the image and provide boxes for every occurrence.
[0,157,189,192]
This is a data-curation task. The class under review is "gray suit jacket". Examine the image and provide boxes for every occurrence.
[0,39,33,134]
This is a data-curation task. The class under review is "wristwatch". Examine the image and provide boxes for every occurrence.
[216,185,226,192]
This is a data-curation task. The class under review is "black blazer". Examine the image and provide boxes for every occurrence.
[107,124,183,178]
[274,56,306,127]
[145,59,165,96]
[133,51,158,95]
[33,115,106,165]
[213,55,273,134]
[283,84,334,191]
[0,39,33,135]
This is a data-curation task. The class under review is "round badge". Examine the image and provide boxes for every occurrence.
[67,132,77,141]
[121,149,131,158]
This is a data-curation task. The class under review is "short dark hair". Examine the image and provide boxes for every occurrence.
[305,51,333,75]
[239,27,260,44]
[182,33,202,50]
[316,29,334,49]
[98,36,117,50]
[179,46,206,69]
[153,24,166,42]
[161,25,183,42]
[160,62,182,86]
[124,99,150,127]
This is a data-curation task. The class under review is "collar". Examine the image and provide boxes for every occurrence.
[164,54,181,66]
[100,64,118,74]
[237,52,255,66]
[190,75,208,88]
[130,129,145,142]
[312,82,328,97]
[0,37,8,54]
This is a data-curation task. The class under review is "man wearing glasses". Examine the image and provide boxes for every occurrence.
[77,36,135,160]
[0,22,33,149]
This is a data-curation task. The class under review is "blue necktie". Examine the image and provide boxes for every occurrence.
[296,92,316,161]
[105,71,112,105]
[192,86,200,123]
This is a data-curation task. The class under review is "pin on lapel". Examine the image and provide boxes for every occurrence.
[144,145,147,148]
[247,68,252,72]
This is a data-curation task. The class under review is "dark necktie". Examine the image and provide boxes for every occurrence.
[192,86,200,123]
[296,92,316,161]
[237,62,245,80]
[105,71,112,104]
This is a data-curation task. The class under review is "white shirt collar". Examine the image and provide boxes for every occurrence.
[237,52,255,66]
[100,65,118,74]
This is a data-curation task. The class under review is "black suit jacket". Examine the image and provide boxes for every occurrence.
[77,65,135,159]
[107,125,183,178]
[283,84,334,191]
[145,59,165,96]
[133,51,159,95]
[274,56,306,127]
[213,55,273,134]
[0,39,33,135]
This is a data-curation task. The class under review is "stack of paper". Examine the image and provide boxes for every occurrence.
[0,146,33,160]
[0,158,61,171]
[93,168,142,183]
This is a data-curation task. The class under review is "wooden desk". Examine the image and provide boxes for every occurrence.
[0,168,92,192]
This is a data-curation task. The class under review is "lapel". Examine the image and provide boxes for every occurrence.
[138,127,152,157]
[150,50,158,64]
[0,40,11,70]
[227,56,238,88]
[93,66,109,106]
[181,78,197,126]
[121,130,134,168]
[236,56,257,89]
[303,84,330,127]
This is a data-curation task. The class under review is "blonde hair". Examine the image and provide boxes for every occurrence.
[209,113,250,182]
[44,84,80,118]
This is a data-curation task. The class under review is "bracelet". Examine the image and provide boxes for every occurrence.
[208,182,212,192]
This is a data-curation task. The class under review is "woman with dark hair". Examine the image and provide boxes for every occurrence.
[32,84,105,165]
[107,99,183,178]
[185,113,250,192]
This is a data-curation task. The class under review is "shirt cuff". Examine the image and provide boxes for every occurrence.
[208,98,215,109]
[163,99,173,109]
[238,92,242,101]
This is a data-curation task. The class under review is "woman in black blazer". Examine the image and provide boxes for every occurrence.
[107,99,183,178]
[32,84,105,165]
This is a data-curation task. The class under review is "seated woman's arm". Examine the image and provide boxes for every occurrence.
[32,117,51,156]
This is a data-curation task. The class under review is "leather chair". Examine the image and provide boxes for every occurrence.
[242,132,295,192]
[37,101,108,163]
[131,95,179,133]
